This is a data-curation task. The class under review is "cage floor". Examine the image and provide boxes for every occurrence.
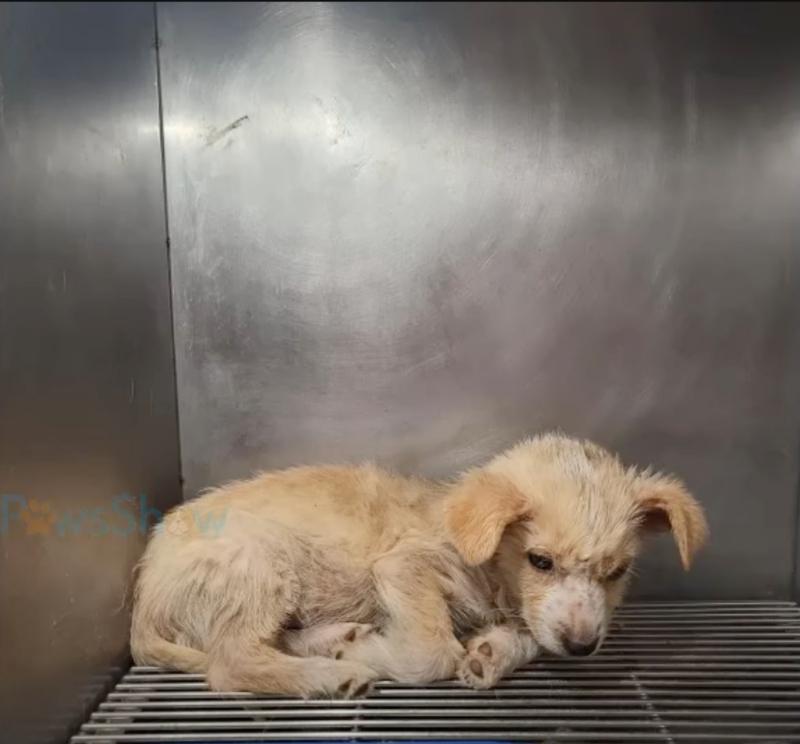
[72,602,800,743]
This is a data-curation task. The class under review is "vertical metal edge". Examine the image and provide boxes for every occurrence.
[0,3,183,741]
[153,1,184,501]
[64,6,174,737]
[792,426,800,601]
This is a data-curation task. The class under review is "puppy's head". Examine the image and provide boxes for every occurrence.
[444,434,707,657]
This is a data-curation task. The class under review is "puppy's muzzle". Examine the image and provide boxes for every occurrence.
[561,634,599,657]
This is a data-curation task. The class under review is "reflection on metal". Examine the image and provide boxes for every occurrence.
[158,3,800,599]
[0,3,181,744]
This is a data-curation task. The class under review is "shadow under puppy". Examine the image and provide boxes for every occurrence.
[131,434,707,696]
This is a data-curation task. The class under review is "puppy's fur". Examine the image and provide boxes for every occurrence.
[131,434,707,696]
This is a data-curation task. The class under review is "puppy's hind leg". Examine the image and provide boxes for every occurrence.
[329,549,465,684]
[209,636,377,698]
[203,542,376,698]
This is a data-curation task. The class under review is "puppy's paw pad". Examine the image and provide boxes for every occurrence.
[459,648,501,690]
[331,641,353,661]
[329,624,375,660]
[341,623,374,644]
[477,641,493,658]
[313,623,374,657]
[329,663,377,698]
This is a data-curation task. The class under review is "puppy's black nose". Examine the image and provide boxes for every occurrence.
[563,637,598,657]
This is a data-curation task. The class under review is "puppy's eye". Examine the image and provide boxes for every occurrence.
[607,563,630,581]
[528,553,554,572]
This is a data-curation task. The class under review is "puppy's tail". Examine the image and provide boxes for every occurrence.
[131,624,208,674]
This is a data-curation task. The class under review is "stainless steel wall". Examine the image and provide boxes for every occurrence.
[159,2,800,599]
[0,4,181,744]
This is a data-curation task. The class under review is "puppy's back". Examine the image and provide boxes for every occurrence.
[159,463,436,554]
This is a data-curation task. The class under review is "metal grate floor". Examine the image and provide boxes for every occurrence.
[72,602,800,743]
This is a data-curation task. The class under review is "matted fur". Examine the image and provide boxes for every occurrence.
[131,434,707,696]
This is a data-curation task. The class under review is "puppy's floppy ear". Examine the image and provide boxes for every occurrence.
[634,472,708,570]
[444,472,530,566]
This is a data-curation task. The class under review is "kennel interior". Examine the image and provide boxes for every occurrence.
[2,2,800,743]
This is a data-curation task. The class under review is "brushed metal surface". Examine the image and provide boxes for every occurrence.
[0,3,181,744]
[157,3,800,598]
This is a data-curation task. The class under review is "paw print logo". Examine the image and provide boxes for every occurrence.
[21,499,57,536]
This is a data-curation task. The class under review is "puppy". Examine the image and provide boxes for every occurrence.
[131,434,707,696]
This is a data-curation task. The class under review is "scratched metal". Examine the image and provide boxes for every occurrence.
[0,4,181,744]
[157,3,800,598]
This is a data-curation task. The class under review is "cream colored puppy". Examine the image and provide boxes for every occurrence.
[131,434,707,696]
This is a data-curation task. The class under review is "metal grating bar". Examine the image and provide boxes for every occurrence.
[71,602,800,743]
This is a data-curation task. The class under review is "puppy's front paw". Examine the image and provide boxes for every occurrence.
[458,638,502,690]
